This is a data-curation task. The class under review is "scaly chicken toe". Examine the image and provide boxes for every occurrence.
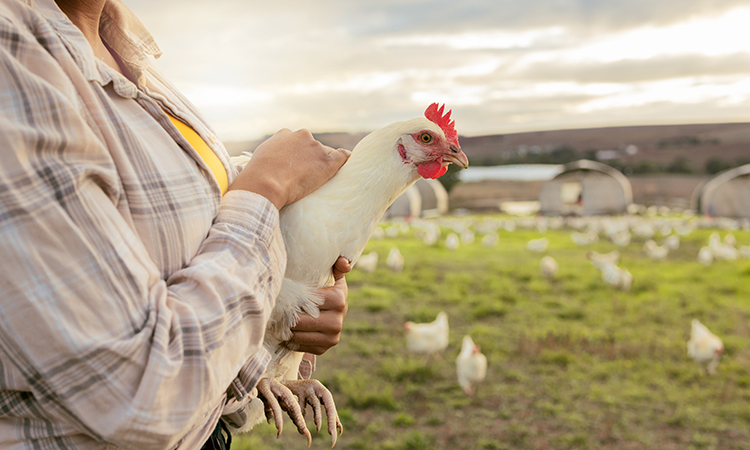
[256,377,312,447]
[282,379,344,448]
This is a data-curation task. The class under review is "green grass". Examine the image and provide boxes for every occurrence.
[234,214,750,450]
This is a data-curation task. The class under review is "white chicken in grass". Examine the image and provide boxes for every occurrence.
[230,104,468,445]
[600,263,633,291]
[526,237,549,253]
[404,311,450,360]
[481,233,499,248]
[456,335,487,396]
[386,246,405,273]
[445,232,460,251]
[571,230,598,246]
[460,230,476,245]
[687,319,724,376]
[664,234,680,250]
[644,240,668,260]
[586,250,620,270]
[540,255,558,279]
[354,251,378,273]
[697,246,714,266]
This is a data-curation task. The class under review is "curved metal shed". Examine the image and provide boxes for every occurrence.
[539,160,632,216]
[691,164,750,218]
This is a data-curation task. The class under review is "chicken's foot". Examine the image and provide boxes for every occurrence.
[284,379,344,448]
[256,377,312,447]
[256,378,344,448]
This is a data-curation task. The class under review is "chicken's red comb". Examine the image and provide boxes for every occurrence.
[425,103,459,146]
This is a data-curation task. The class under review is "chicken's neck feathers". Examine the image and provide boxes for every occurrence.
[279,120,428,286]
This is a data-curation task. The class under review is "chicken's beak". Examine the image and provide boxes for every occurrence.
[443,145,469,169]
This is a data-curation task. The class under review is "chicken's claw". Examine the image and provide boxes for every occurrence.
[256,377,312,447]
[283,379,344,447]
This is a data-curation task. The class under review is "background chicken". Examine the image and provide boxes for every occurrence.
[354,251,378,273]
[687,319,724,376]
[644,240,668,260]
[445,232,460,251]
[587,250,620,270]
[231,104,468,445]
[404,311,450,360]
[526,237,549,253]
[386,246,405,272]
[600,263,633,291]
[697,246,714,266]
[540,255,558,279]
[456,335,487,396]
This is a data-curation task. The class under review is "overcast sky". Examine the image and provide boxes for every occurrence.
[124,0,750,142]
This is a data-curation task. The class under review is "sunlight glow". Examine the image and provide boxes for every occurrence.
[566,7,750,62]
[576,77,750,112]
[384,27,566,50]
[179,84,273,107]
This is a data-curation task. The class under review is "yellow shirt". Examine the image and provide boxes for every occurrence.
[166,113,229,194]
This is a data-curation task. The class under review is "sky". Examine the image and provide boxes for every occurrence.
[124,0,750,142]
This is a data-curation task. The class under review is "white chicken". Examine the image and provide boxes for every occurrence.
[481,233,499,248]
[586,250,620,270]
[386,246,405,272]
[664,234,680,250]
[600,263,633,291]
[610,230,631,247]
[230,104,468,445]
[456,335,487,396]
[460,230,475,245]
[419,223,441,246]
[445,232,460,251]
[354,251,378,273]
[709,234,739,261]
[697,246,713,266]
[526,237,549,253]
[404,311,450,359]
[644,239,668,260]
[540,255,558,279]
[571,230,598,246]
[687,319,724,376]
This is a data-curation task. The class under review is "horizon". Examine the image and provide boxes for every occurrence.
[125,1,750,142]
[226,120,750,144]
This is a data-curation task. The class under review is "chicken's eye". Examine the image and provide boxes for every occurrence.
[420,133,433,143]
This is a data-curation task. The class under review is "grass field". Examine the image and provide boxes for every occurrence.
[234,214,750,450]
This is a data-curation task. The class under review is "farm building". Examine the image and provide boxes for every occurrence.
[384,178,449,219]
[692,164,750,218]
[538,160,632,216]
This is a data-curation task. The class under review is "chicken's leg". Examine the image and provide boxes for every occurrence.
[284,379,344,448]
[256,377,312,447]
[256,377,344,448]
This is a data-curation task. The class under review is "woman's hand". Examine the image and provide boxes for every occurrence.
[285,257,351,355]
[228,129,350,209]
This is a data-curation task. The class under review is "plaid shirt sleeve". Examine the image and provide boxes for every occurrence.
[0,1,285,449]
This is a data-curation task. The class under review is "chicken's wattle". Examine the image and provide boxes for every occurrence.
[417,160,448,179]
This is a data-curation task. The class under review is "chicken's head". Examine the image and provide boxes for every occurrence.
[396,103,469,179]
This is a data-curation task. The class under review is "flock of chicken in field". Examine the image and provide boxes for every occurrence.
[356,208,747,396]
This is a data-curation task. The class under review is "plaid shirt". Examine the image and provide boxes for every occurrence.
[0,0,286,449]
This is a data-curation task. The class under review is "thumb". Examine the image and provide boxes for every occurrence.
[332,256,351,280]
[328,148,351,170]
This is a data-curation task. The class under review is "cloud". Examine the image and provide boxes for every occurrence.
[503,53,750,84]
[122,0,750,141]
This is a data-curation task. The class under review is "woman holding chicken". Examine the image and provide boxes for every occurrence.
[0,0,350,448]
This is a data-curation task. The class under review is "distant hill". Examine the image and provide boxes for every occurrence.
[459,122,750,172]
[223,122,750,174]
